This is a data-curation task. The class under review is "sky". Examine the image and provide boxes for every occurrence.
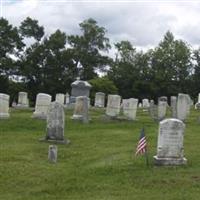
[2,0,200,54]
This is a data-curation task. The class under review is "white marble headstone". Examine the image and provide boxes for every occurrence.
[158,101,167,121]
[154,118,187,166]
[122,98,138,120]
[16,92,29,108]
[94,92,105,108]
[55,93,65,105]
[106,95,121,117]
[0,93,10,118]
[32,93,52,119]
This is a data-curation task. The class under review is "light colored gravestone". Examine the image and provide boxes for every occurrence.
[41,101,69,144]
[170,96,177,118]
[158,101,167,121]
[122,98,138,120]
[106,95,121,117]
[154,118,187,166]
[72,96,89,123]
[138,103,142,108]
[48,145,57,163]
[177,93,191,121]
[94,92,105,108]
[16,92,29,108]
[149,101,158,121]
[65,93,70,105]
[142,99,150,111]
[32,93,52,119]
[55,93,65,105]
[0,93,10,119]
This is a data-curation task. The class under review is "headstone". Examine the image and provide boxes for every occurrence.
[106,95,121,117]
[142,99,150,111]
[154,118,187,166]
[16,92,29,108]
[94,92,105,108]
[55,93,65,105]
[149,101,158,121]
[158,96,168,103]
[122,98,138,120]
[32,93,52,119]
[41,101,69,144]
[65,93,70,105]
[48,145,57,163]
[158,101,167,121]
[72,96,89,123]
[177,93,191,121]
[170,96,177,118]
[70,78,92,103]
[0,93,10,119]
[138,103,142,108]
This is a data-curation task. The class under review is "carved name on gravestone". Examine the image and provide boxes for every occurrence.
[55,93,65,105]
[94,92,105,108]
[154,118,187,166]
[0,93,10,119]
[177,93,191,121]
[106,95,121,117]
[32,93,52,119]
[16,92,29,108]
[72,96,89,123]
[122,98,138,120]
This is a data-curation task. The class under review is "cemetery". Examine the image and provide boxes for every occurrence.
[0,95,200,200]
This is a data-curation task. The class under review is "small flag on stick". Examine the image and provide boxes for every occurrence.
[135,128,147,155]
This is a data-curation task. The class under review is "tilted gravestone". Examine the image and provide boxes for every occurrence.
[94,92,105,108]
[41,101,69,144]
[32,93,52,119]
[122,98,138,120]
[72,96,89,123]
[106,95,121,117]
[16,92,29,108]
[0,93,10,119]
[154,118,187,166]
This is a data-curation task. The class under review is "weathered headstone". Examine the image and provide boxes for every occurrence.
[94,92,105,108]
[0,93,10,119]
[48,145,57,163]
[122,98,138,120]
[72,96,89,123]
[177,93,191,121]
[106,95,121,117]
[32,93,52,119]
[158,101,167,121]
[65,93,70,105]
[170,96,177,118]
[154,118,187,166]
[55,93,65,105]
[70,78,92,103]
[149,101,158,121]
[16,92,29,108]
[142,99,150,111]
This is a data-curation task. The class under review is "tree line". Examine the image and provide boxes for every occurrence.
[0,17,200,104]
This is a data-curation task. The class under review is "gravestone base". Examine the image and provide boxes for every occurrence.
[0,113,10,119]
[32,112,47,120]
[154,156,187,166]
[39,138,70,145]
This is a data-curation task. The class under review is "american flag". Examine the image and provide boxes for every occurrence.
[135,128,147,155]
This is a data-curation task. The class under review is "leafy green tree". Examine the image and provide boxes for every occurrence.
[68,18,111,80]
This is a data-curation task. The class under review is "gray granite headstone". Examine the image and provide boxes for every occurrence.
[154,118,187,166]
[0,93,10,119]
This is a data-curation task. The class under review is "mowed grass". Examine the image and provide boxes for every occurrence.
[0,107,200,200]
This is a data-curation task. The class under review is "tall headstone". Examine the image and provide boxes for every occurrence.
[0,93,10,119]
[122,98,138,120]
[177,93,191,121]
[65,93,70,105]
[154,118,187,166]
[94,92,105,108]
[55,93,65,105]
[41,101,69,144]
[32,93,52,119]
[158,101,167,121]
[149,100,158,121]
[170,96,177,118]
[16,92,29,108]
[72,96,89,123]
[106,95,121,117]
[70,78,92,103]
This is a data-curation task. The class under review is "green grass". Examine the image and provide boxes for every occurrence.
[0,107,200,200]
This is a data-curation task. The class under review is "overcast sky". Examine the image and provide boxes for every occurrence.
[2,0,200,53]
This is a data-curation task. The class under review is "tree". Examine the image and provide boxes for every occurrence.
[68,18,111,80]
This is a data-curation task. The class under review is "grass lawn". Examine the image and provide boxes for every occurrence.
[0,107,200,200]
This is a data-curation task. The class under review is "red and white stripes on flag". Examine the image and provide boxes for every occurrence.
[135,128,147,155]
